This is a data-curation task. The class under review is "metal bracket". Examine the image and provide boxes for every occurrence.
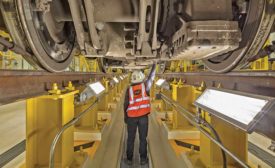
[137,0,152,51]
[68,0,86,51]
[84,0,102,50]
[151,0,160,50]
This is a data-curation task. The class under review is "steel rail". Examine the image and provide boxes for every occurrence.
[1,70,275,104]
[0,70,113,105]
[156,71,275,97]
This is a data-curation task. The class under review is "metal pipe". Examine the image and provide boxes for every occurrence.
[151,0,160,50]
[160,93,250,168]
[49,96,102,168]
[68,0,86,51]
[83,0,101,49]
[0,37,33,57]
[137,0,147,50]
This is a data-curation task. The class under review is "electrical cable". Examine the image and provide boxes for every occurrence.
[201,120,227,168]
[159,93,249,168]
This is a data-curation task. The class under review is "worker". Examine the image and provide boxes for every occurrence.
[124,62,156,165]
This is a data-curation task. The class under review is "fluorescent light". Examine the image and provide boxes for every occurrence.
[79,81,105,102]
[195,88,275,140]
[113,77,119,83]
[89,82,105,95]
[156,79,166,86]
[155,78,170,90]
[195,88,271,131]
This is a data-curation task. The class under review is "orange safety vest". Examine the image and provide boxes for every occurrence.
[127,83,151,117]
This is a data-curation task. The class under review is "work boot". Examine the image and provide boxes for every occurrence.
[124,158,133,166]
[140,157,148,165]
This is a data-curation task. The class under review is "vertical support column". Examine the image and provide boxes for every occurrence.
[104,78,110,110]
[177,61,182,72]
[171,79,178,101]
[170,80,200,139]
[119,78,123,94]
[98,78,109,111]
[26,87,78,168]
[108,84,114,103]
[116,77,124,98]
[183,60,188,72]
[171,79,178,129]
[104,78,109,93]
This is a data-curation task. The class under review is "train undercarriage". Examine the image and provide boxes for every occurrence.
[0,0,274,72]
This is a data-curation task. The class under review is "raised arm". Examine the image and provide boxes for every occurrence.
[145,63,157,93]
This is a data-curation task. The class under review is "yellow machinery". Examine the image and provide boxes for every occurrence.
[1,27,274,167]
[250,40,275,71]
[24,83,79,168]
[7,55,274,168]
[69,56,101,72]
[149,55,275,167]
[149,52,275,167]
[21,75,129,168]
[151,78,249,168]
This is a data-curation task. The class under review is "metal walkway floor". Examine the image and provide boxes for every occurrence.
[120,130,150,168]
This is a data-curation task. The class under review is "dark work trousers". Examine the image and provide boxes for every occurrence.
[126,115,148,160]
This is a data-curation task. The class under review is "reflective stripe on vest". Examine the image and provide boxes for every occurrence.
[129,97,150,104]
[127,83,151,117]
[127,104,150,111]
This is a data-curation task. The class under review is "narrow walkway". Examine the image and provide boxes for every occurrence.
[83,98,125,168]
[83,92,127,168]
[120,130,150,168]
[147,111,189,168]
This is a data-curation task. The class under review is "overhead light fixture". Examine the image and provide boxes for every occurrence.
[155,79,170,90]
[89,82,105,95]
[110,77,120,87]
[113,77,119,83]
[80,81,106,102]
[156,79,165,86]
[195,88,275,138]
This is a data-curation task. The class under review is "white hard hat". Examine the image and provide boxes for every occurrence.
[131,70,145,84]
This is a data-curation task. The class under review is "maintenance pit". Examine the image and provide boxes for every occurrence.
[0,1,275,168]
[1,66,275,168]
